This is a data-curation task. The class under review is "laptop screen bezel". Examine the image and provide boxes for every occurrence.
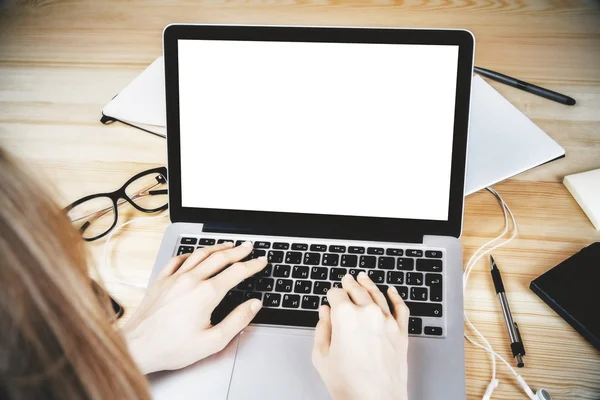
[163,24,474,242]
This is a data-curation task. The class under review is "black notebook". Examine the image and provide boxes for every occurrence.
[530,242,600,351]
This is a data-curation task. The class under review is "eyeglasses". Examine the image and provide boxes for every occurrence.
[65,167,168,241]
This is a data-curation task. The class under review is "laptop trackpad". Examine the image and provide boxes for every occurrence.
[227,328,330,400]
[149,336,238,399]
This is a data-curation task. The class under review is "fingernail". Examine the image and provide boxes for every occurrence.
[389,285,398,294]
[242,241,253,248]
[358,271,368,279]
[250,299,262,313]
[342,273,353,280]
[257,256,267,261]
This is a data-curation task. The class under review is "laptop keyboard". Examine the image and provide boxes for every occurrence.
[175,236,445,338]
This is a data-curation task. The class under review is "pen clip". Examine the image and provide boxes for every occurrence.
[514,323,526,356]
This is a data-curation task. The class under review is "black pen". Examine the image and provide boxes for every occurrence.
[490,255,526,367]
[474,66,576,106]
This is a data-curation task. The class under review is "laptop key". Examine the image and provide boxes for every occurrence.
[424,326,443,336]
[225,290,244,303]
[416,258,443,272]
[310,267,328,280]
[285,251,303,264]
[268,250,284,263]
[294,280,312,294]
[292,243,308,251]
[348,246,365,254]
[258,263,273,277]
[367,247,384,255]
[359,255,376,268]
[329,245,346,253]
[273,242,289,250]
[425,250,443,258]
[255,278,275,292]
[406,249,423,257]
[386,248,403,256]
[332,282,342,289]
[376,285,388,293]
[273,264,291,278]
[395,286,409,300]
[329,268,347,281]
[217,239,233,244]
[291,265,309,279]
[410,287,428,301]
[235,240,245,246]
[245,292,262,301]
[181,237,197,245]
[397,257,415,271]
[322,253,339,266]
[282,294,301,308]
[275,279,293,293]
[254,241,271,249]
[199,238,216,246]
[263,293,281,307]
[387,271,404,285]
[348,268,362,279]
[302,295,320,310]
[304,252,321,265]
[237,278,254,291]
[407,272,423,285]
[310,244,327,252]
[426,273,443,302]
[341,254,358,267]
[409,317,423,334]
[250,249,266,259]
[313,281,331,295]
[321,296,330,306]
[378,256,395,270]
[405,302,442,317]
[177,245,195,255]
[368,270,385,284]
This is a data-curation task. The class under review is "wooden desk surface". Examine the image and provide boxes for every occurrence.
[1,1,599,399]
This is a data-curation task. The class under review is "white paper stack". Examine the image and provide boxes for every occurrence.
[564,168,600,230]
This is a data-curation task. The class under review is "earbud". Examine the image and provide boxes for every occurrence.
[516,375,552,400]
[534,388,552,400]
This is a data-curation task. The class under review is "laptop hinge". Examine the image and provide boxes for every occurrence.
[202,222,423,244]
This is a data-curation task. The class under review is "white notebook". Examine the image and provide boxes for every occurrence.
[101,58,565,195]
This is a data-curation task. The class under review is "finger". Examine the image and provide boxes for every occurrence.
[157,254,191,279]
[356,271,392,316]
[210,257,268,294]
[326,287,352,308]
[210,298,262,351]
[388,286,410,332]
[177,242,235,275]
[313,306,331,360]
[341,274,372,306]
[189,241,254,280]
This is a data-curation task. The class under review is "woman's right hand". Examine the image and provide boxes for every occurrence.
[312,272,410,400]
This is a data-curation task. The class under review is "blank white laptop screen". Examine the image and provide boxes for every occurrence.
[178,39,459,221]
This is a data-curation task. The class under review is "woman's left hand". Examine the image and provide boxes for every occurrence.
[122,241,265,374]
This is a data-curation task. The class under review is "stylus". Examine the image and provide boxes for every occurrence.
[490,255,526,368]
[474,66,576,106]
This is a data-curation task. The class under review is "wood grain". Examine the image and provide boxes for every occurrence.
[1,1,599,399]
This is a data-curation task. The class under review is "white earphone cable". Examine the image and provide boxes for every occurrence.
[102,211,169,289]
[463,187,522,400]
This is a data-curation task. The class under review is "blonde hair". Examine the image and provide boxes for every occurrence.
[0,148,150,399]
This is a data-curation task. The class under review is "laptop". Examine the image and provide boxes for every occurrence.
[148,24,474,400]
